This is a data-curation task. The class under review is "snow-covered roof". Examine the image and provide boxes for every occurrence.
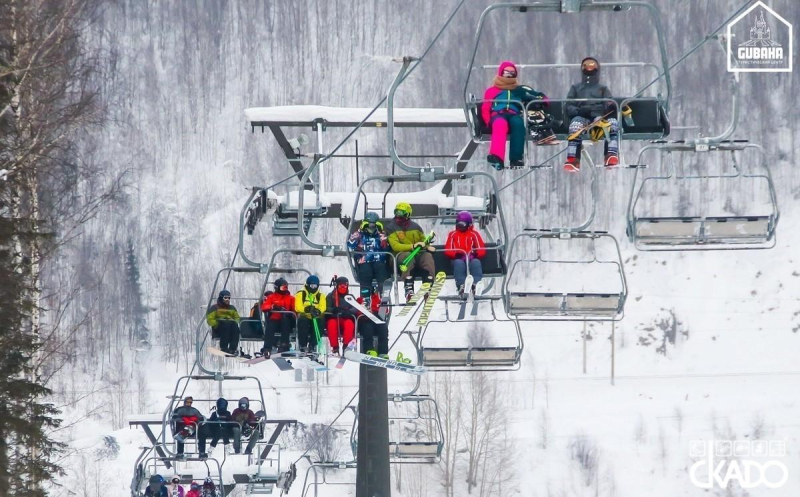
[245,105,467,127]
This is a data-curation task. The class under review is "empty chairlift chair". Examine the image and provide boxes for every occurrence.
[502,230,627,321]
[626,142,779,250]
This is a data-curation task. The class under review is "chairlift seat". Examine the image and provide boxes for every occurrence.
[421,347,519,367]
[507,292,622,317]
[240,318,265,340]
[633,215,774,245]
[391,442,440,458]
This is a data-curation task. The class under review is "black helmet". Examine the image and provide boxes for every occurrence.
[274,278,289,291]
[216,398,228,411]
[335,276,349,286]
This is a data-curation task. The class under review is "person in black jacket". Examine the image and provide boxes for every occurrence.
[198,398,233,459]
[563,57,620,171]
[171,397,205,456]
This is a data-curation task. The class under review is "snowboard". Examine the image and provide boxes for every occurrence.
[344,349,427,375]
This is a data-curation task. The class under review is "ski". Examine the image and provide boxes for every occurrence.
[343,295,385,324]
[206,346,247,362]
[397,281,432,317]
[457,275,474,320]
[344,349,427,375]
[415,272,447,328]
[272,358,294,371]
[336,340,357,369]
[378,284,392,321]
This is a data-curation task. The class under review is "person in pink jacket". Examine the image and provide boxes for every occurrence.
[481,61,549,170]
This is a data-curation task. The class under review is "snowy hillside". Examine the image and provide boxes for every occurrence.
[44,0,799,496]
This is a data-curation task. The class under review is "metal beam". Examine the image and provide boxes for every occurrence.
[259,420,296,460]
[268,125,311,186]
[140,424,172,469]
[356,365,390,497]
[442,139,479,196]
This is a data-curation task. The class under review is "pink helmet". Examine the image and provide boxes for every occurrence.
[456,211,473,224]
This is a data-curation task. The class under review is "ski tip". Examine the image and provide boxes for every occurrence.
[436,271,446,278]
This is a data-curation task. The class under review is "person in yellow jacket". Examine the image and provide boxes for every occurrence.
[384,202,436,300]
[294,275,326,352]
[206,290,241,355]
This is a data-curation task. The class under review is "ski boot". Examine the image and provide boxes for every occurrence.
[487,154,504,170]
[458,284,467,301]
[509,159,525,170]
[604,153,619,168]
[366,349,378,357]
[404,277,415,303]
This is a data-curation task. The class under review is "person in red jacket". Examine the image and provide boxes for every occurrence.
[326,276,361,355]
[260,278,295,355]
[444,211,487,296]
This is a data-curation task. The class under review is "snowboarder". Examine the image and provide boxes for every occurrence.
[171,396,205,457]
[231,397,260,455]
[186,483,201,497]
[444,211,487,295]
[145,475,168,497]
[206,290,241,355]
[198,397,233,459]
[385,202,436,301]
[294,275,326,352]
[167,476,185,497]
[482,60,550,170]
[260,278,295,355]
[347,211,390,301]
[563,56,619,172]
[325,276,360,355]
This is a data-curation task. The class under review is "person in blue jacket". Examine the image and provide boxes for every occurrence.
[347,212,390,300]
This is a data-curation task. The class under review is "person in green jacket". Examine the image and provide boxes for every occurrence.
[384,202,436,300]
[206,290,241,354]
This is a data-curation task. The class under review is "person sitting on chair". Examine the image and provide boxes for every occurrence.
[198,397,233,459]
[385,201,436,301]
[444,211,487,297]
[145,475,168,497]
[294,275,326,353]
[563,56,619,172]
[206,290,241,355]
[171,396,205,457]
[482,60,550,170]
[347,211,390,302]
[260,278,295,355]
[231,397,260,455]
[325,276,361,355]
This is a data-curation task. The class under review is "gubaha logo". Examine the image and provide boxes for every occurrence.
[727,1,792,72]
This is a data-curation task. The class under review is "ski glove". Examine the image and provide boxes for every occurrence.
[426,245,436,252]
[310,308,321,318]
[413,242,425,249]
[272,304,284,311]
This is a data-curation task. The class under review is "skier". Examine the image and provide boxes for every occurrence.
[206,290,241,355]
[166,476,185,497]
[294,275,326,352]
[325,276,360,355]
[563,56,619,172]
[385,202,436,301]
[171,396,205,457]
[347,211,390,301]
[360,293,389,358]
[444,211,487,296]
[231,397,260,455]
[260,278,295,355]
[481,60,551,170]
[198,397,233,459]
[201,478,217,497]
[186,482,201,497]
[145,475,168,497]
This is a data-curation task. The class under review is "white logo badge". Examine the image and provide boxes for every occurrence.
[689,440,789,489]
[727,1,792,72]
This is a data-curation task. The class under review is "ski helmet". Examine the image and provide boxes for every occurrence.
[216,398,228,411]
[149,475,164,484]
[191,483,201,490]
[274,277,289,292]
[238,397,250,410]
[336,276,349,294]
[218,289,231,300]
[581,56,599,75]
[361,211,382,233]
[394,202,412,218]
[306,275,320,291]
[456,211,473,232]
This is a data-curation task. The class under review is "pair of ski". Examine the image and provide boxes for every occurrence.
[397,271,447,328]
[335,341,427,375]
[206,346,326,371]
[456,275,479,320]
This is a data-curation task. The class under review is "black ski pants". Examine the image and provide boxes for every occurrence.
[356,262,390,298]
[264,314,294,350]
[360,320,389,355]
[216,319,240,354]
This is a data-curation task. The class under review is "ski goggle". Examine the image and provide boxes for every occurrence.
[307,284,319,291]
[222,296,231,301]
[394,209,410,218]
[456,221,470,230]
[502,68,517,77]
[172,478,181,483]
[275,284,288,291]
[361,220,383,231]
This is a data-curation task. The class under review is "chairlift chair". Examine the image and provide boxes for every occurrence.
[502,230,627,321]
[626,141,779,250]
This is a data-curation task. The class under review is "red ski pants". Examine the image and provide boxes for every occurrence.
[326,317,355,350]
